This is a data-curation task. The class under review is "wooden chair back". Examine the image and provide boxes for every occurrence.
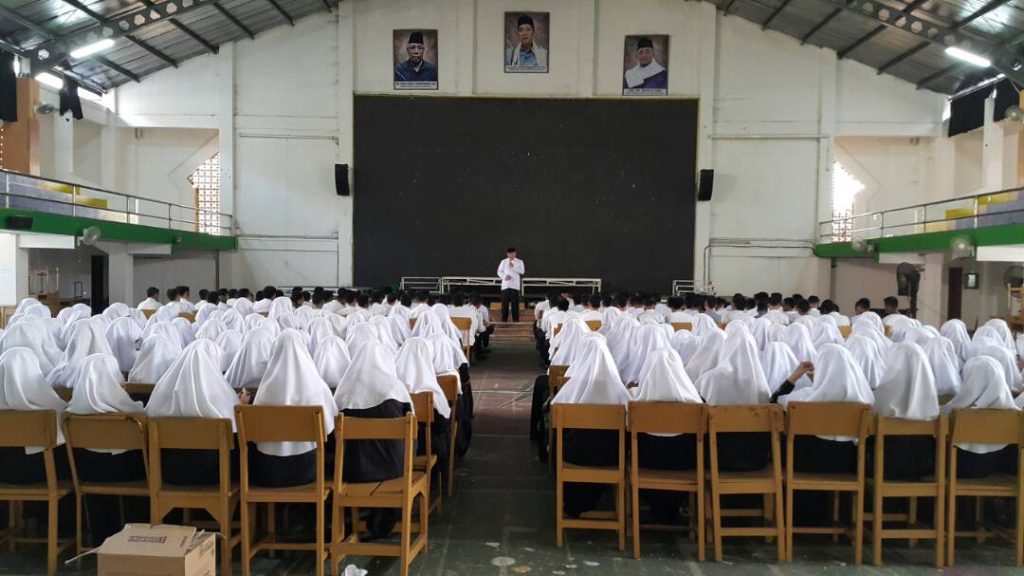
[0,409,58,449]
[450,317,472,331]
[585,320,602,331]
[178,312,196,323]
[147,417,235,495]
[786,402,870,439]
[950,408,1021,445]
[628,401,705,436]
[839,326,852,338]
[124,383,156,397]
[708,404,783,435]
[552,403,626,432]
[670,322,692,332]
[410,391,434,456]
[436,375,459,498]
[333,414,416,494]
[63,413,148,453]
[53,388,72,402]
[549,365,569,380]
[553,324,563,337]
[142,309,157,319]
[409,318,417,330]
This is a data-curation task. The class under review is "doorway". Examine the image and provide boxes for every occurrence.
[91,255,108,311]
[948,267,963,320]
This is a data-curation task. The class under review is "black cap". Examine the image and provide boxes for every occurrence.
[408,31,424,45]
[637,36,654,50]
[507,246,517,253]
[517,14,534,29]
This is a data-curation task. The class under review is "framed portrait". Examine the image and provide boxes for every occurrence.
[504,12,549,73]
[394,29,439,90]
[623,35,669,96]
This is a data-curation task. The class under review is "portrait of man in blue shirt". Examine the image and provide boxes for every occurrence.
[394,31,438,89]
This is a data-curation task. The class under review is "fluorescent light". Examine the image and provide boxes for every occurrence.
[945,46,991,68]
[69,38,114,59]
[35,72,64,90]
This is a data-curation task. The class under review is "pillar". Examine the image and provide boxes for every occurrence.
[96,242,134,305]
[0,232,30,306]
[0,78,40,174]
[916,252,945,326]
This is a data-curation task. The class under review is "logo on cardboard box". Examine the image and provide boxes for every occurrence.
[127,536,168,544]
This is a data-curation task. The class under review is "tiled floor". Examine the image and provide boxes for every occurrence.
[2,341,1021,574]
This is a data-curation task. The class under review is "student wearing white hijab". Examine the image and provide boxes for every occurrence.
[670,330,698,364]
[619,323,670,385]
[784,323,818,363]
[984,319,1016,352]
[225,328,275,389]
[605,314,638,371]
[942,356,1020,478]
[0,318,63,374]
[249,330,338,487]
[48,320,115,388]
[216,330,243,373]
[971,343,1024,394]
[810,321,844,350]
[695,331,771,472]
[922,337,962,396]
[147,340,245,486]
[106,316,143,373]
[761,341,801,394]
[845,334,886,390]
[396,337,452,487]
[0,347,70,484]
[551,338,631,517]
[313,335,352,389]
[939,319,970,362]
[684,331,725,382]
[631,348,703,524]
[65,353,147,543]
[172,317,195,347]
[334,341,413,538]
[128,336,180,384]
[872,342,940,480]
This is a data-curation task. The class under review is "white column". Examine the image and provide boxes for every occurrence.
[97,242,134,305]
[53,114,75,182]
[916,252,945,326]
[337,2,356,286]
[692,4,717,289]
[0,233,30,306]
[981,97,1004,192]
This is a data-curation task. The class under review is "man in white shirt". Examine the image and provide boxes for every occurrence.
[323,291,343,314]
[137,286,161,310]
[666,296,693,324]
[719,294,747,324]
[881,296,908,327]
[807,295,822,317]
[638,297,666,324]
[497,247,525,322]
[409,292,431,319]
[450,292,480,350]
[579,295,603,323]
[470,293,493,355]
[338,292,360,317]
[849,297,871,325]
[176,285,196,313]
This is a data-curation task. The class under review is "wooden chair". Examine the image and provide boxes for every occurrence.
[178,312,196,323]
[0,411,74,576]
[330,413,429,576]
[450,316,473,361]
[839,326,852,338]
[63,413,150,554]
[784,402,871,564]
[585,320,602,331]
[142,309,157,319]
[409,318,417,330]
[670,322,693,332]
[411,392,441,514]
[553,323,563,337]
[628,402,705,560]
[552,403,627,550]
[235,405,330,576]
[53,388,72,402]
[437,375,460,498]
[937,394,955,405]
[148,417,240,576]
[707,404,786,562]
[123,383,155,396]
[870,414,947,567]
[946,409,1024,566]
[884,326,893,337]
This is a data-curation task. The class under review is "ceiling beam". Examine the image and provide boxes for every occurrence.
[94,55,141,82]
[57,0,178,68]
[837,25,886,59]
[137,0,218,54]
[265,0,295,25]
[819,0,1024,87]
[0,37,106,94]
[762,0,796,29]
[876,41,929,74]
[916,34,1024,89]
[800,8,842,44]
[212,3,255,39]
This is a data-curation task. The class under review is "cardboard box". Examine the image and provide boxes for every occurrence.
[95,524,216,576]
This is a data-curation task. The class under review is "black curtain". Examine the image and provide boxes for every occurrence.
[949,78,1021,137]
[0,52,16,122]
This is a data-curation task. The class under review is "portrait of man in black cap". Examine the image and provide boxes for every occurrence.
[393,29,438,90]
[505,12,549,73]
[623,35,669,96]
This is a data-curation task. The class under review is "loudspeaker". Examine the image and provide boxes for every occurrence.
[6,216,33,230]
[697,169,714,201]
[335,164,350,196]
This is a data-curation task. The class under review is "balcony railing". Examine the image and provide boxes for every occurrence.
[818,185,1024,245]
[1,168,233,236]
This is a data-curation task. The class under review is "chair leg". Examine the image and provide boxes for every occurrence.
[401,497,413,576]
[555,476,564,548]
[419,490,430,554]
[1015,492,1024,566]
[350,508,360,543]
[240,502,252,576]
[617,481,626,552]
[832,491,841,543]
[947,492,957,567]
[774,489,785,562]
[330,503,343,576]
[631,483,640,559]
[785,486,794,563]
[220,503,233,576]
[8,501,18,552]
[75,493,83,558]
[448,423,458,499]
[976,497,986,544]
[853,491,863,566]
[908,497,918,548]
[763,494,774,544]
[315,500,325,576]
[266,503,276,559]
[934,486,945,568]
[873,490,883,566]
[47,497,58,576]
[696,489,706,562]
[712,491,723,563]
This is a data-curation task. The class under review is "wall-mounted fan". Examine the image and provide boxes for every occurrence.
[1004,265,1024,288]
[80,226,101,246]
[897,262,921,318]
[949,235,974,260]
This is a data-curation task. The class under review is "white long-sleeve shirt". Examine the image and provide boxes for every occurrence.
[497,258,525,291]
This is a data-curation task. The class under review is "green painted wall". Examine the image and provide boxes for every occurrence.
[814,224,1024,259]
[0,208,237,251]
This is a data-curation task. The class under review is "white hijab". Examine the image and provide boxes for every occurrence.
[784,323,818,363]
[233,298,254,317]
[313,335,352,389]
[253,329,338,457]
[67,353,143,447]
[225,328,275,389]
[552,338,631,406]
[782,344,873,407]
[696,330,770,405]
[268,296,294,319]
[632,348,702,404]
[387,313,410,347]
[761,341,800,394]
[172,317,195,346]
[142,322,185,350]
[48,320,114,388]
[128,335,180,384]
[146,339,239,429]
[106,316,142,373]
[811,321,845,350]
[195,318,227,342]
[944,356,1019,454]
[670,330,698,364]
[940,319,970,363]
[984,319,1016,352]
[334,342,412,411]
[685,331,725,383]
[922,337,962,396]
[846,334,886,390]
[307,318,335,356]
[972,343,1024,393]
[606,315,638,370]
[395,337,451,418]
[854,311,884,333]
[0,347,67,453]
[690,314,720,338]
[1,319,63,374]
[216,330,243,373]
[873,342,939,421]
[620,323,670,385]
[550,319,589,367]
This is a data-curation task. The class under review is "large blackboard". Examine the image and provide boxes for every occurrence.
[353,96,697,294]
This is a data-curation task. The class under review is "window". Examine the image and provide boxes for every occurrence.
[831,160,865,242]
[189,152,221,235]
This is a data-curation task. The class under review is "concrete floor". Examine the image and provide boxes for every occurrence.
[2,341,1021,574]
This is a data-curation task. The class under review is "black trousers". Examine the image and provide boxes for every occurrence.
[501,289,520,322]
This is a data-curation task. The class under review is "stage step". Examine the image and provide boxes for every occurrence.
[491,321,535,342]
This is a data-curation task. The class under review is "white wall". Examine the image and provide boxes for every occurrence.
[27,247,101,300]
[117,127,219,208]
[91,0,951,294]
[133,254,217,304]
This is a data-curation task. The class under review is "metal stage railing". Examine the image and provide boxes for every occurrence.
[399,277,442,293]
[672,280,716,296]
[439,277,602,295]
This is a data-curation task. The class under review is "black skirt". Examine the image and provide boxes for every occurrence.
[637,433,697,525]
[562,429,619,518]
[0,447,70,484]
[74,449,147,545]
[251,448,317,487]
[162,445,239,486]
[713,432,771,473]
[341,399,411,483]
[867,436,935,481]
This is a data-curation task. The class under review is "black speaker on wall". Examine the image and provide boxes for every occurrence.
[6,216,33,230]
[335,164,350,196]
[697,169,714,201]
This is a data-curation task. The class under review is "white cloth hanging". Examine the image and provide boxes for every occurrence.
[984,319,1016,352]
[632,348,702,404]
[944,356,1019,454]
[873,342,939,421]
[128,335,180,383]
[550,319,589,367]
[142,322,184,351]
[0,318,63,374]
[0,347,67,454]
[334,341,412,411]
[147,339,239,429]
[781,344,873,407]
[195,318,227,342]
[216,330,243,373]
[971,343,1024,393]
[395,337,451,418]
[225,328,275,389]
[670,330,698,364]
[605,315,638,371]
[313,335,352,389]
[252,329,338,457]
[845,334,886,390]
[810,321,844,350]
[48,320,114,388]
[172,317,195,346]
[939,319,970,362]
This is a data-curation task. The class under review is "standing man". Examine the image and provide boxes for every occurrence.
[498,247,525,322]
